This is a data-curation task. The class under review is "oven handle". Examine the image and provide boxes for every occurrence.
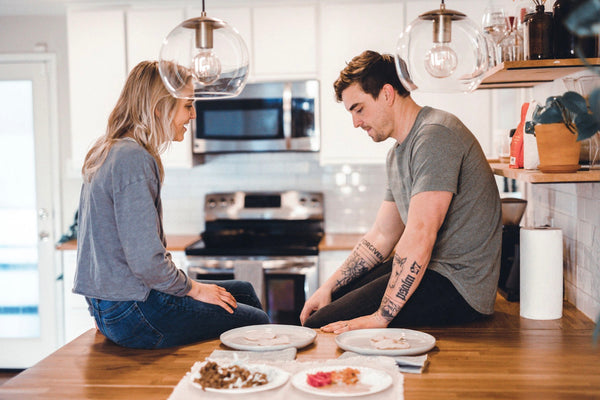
[282,82,292,149]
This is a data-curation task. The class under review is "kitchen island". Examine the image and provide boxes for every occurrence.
[1,294,599,399]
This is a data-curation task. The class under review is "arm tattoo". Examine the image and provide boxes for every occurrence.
[389,254,407,289]
[333,239,386,290]
[378,296,402,322]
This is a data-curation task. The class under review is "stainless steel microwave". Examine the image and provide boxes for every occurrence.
[192,80,320,154]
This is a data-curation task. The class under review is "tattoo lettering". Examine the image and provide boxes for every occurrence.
[395,274,416,302]
[409,261,422,274]
[360,239,385,263]
[378,296,401,322]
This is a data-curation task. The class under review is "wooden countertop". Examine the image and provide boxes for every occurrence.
[2,294,599,399]
[56,233,361,252]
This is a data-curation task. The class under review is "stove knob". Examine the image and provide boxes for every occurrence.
[220,198,228,207]
[207,199,216,208]
[311,198,320,207]
[299,197,307,205]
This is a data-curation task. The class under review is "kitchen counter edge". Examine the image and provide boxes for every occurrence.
[55,233,363,252]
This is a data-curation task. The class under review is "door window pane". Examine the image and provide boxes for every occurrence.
[0,80,39,338]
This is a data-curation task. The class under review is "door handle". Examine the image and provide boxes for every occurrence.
[39,231,50,241]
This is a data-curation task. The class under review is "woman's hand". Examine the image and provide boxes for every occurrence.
[320,313,389,334]
[299,286,332,325]
[187,281,237,313]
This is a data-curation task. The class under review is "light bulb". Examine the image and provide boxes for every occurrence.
[424,43,458,78]
[192,49,221,85]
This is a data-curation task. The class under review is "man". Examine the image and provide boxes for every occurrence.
[300,50,501,333]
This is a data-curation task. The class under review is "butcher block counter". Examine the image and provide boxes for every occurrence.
[56,233,361,252]
[2,294,599,399]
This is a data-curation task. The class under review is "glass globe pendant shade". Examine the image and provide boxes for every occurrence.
[396,2,489,93]
[159,12,249,100]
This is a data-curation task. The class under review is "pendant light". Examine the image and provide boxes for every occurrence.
[395,0,489,93]
[159,0,249,99]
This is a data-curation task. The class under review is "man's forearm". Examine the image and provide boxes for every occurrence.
[375,252,426,323]
[329,238,386,292]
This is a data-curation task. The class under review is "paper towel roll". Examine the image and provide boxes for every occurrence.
[520,227,563,320]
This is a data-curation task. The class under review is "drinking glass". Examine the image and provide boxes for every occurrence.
[482,4,509,64]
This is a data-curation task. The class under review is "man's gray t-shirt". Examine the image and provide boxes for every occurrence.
[385,107,501,315]
[73,139,191,302]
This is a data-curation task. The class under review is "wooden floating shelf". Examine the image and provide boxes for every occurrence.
[490,162,600,183]
[479,58,600,89]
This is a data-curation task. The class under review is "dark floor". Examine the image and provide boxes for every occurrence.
[0,369,22,385]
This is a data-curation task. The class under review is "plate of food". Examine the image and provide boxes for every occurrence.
[189,360,289,394]
[291,366,393,397]
[335,328,436,356]
[220,324,317,351]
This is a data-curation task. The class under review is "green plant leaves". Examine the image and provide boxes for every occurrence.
[561,91,588,115]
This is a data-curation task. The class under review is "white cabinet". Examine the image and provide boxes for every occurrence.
[67,8,127,175]
[318,2,404,165]
[61,250,94,344]
[252,5,317,79]
[125,8,193,169]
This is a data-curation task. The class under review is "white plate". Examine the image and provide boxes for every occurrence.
[291,366,393,397]
[220,324,317,351]
[335,328,436,356]
[189,362,289,394]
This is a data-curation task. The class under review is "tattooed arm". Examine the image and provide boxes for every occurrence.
[374,190,453,325]
[319,191,452,332]
[300,201,404,325]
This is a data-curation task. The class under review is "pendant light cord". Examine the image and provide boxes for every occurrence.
[202,0,205,13]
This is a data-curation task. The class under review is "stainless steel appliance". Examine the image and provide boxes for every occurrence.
[498,197,527,302]
[192,80,320,154]
[185,191,324,325]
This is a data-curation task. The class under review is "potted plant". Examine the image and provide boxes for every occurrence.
[524,91,600,172]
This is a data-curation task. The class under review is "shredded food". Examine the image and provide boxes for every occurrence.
[193,361,268,390]
[306,367,360,388]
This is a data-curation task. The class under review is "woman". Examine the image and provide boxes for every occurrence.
[73,61,269,349]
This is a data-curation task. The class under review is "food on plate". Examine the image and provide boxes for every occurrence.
[192,361,268,390]
[306,367,360,388]
[243,329,291,346]
[370,333,410,350]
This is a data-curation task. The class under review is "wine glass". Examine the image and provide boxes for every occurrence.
[481,5,509,65]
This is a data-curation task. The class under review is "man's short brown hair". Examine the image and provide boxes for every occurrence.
[333,50,410,102]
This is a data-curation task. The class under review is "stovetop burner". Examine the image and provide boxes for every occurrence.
[185,191,324,258]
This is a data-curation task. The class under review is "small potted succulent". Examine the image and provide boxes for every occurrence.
[524,91,600,172]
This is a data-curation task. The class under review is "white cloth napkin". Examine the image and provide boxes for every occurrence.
[208,348,297,362]
[167,356,403,400]
[338,351,428,374]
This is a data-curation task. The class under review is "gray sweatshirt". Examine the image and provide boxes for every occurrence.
[73,139,191,301]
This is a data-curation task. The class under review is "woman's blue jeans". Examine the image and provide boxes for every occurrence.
[86,280,270,349]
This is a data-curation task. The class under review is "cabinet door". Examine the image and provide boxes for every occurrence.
[67,9,127,174]
[126,8,193,169]
[62,251,94,344]
[252,5,317,79]
[318,2,404,165]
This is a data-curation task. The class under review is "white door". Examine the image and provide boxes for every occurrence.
[0,55,60,368]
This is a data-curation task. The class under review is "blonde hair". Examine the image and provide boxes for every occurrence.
[81,60,192,182]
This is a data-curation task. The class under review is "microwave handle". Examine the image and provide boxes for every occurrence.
[282,83,292,149]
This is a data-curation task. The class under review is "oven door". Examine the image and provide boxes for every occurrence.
[187,255,318,325]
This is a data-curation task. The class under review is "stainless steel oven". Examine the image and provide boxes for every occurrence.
[185,191,324,325]
[192,80,320,154]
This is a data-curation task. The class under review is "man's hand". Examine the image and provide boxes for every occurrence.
[187,281,237,313]
[299,286,332,325]
[319,313,389,334]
